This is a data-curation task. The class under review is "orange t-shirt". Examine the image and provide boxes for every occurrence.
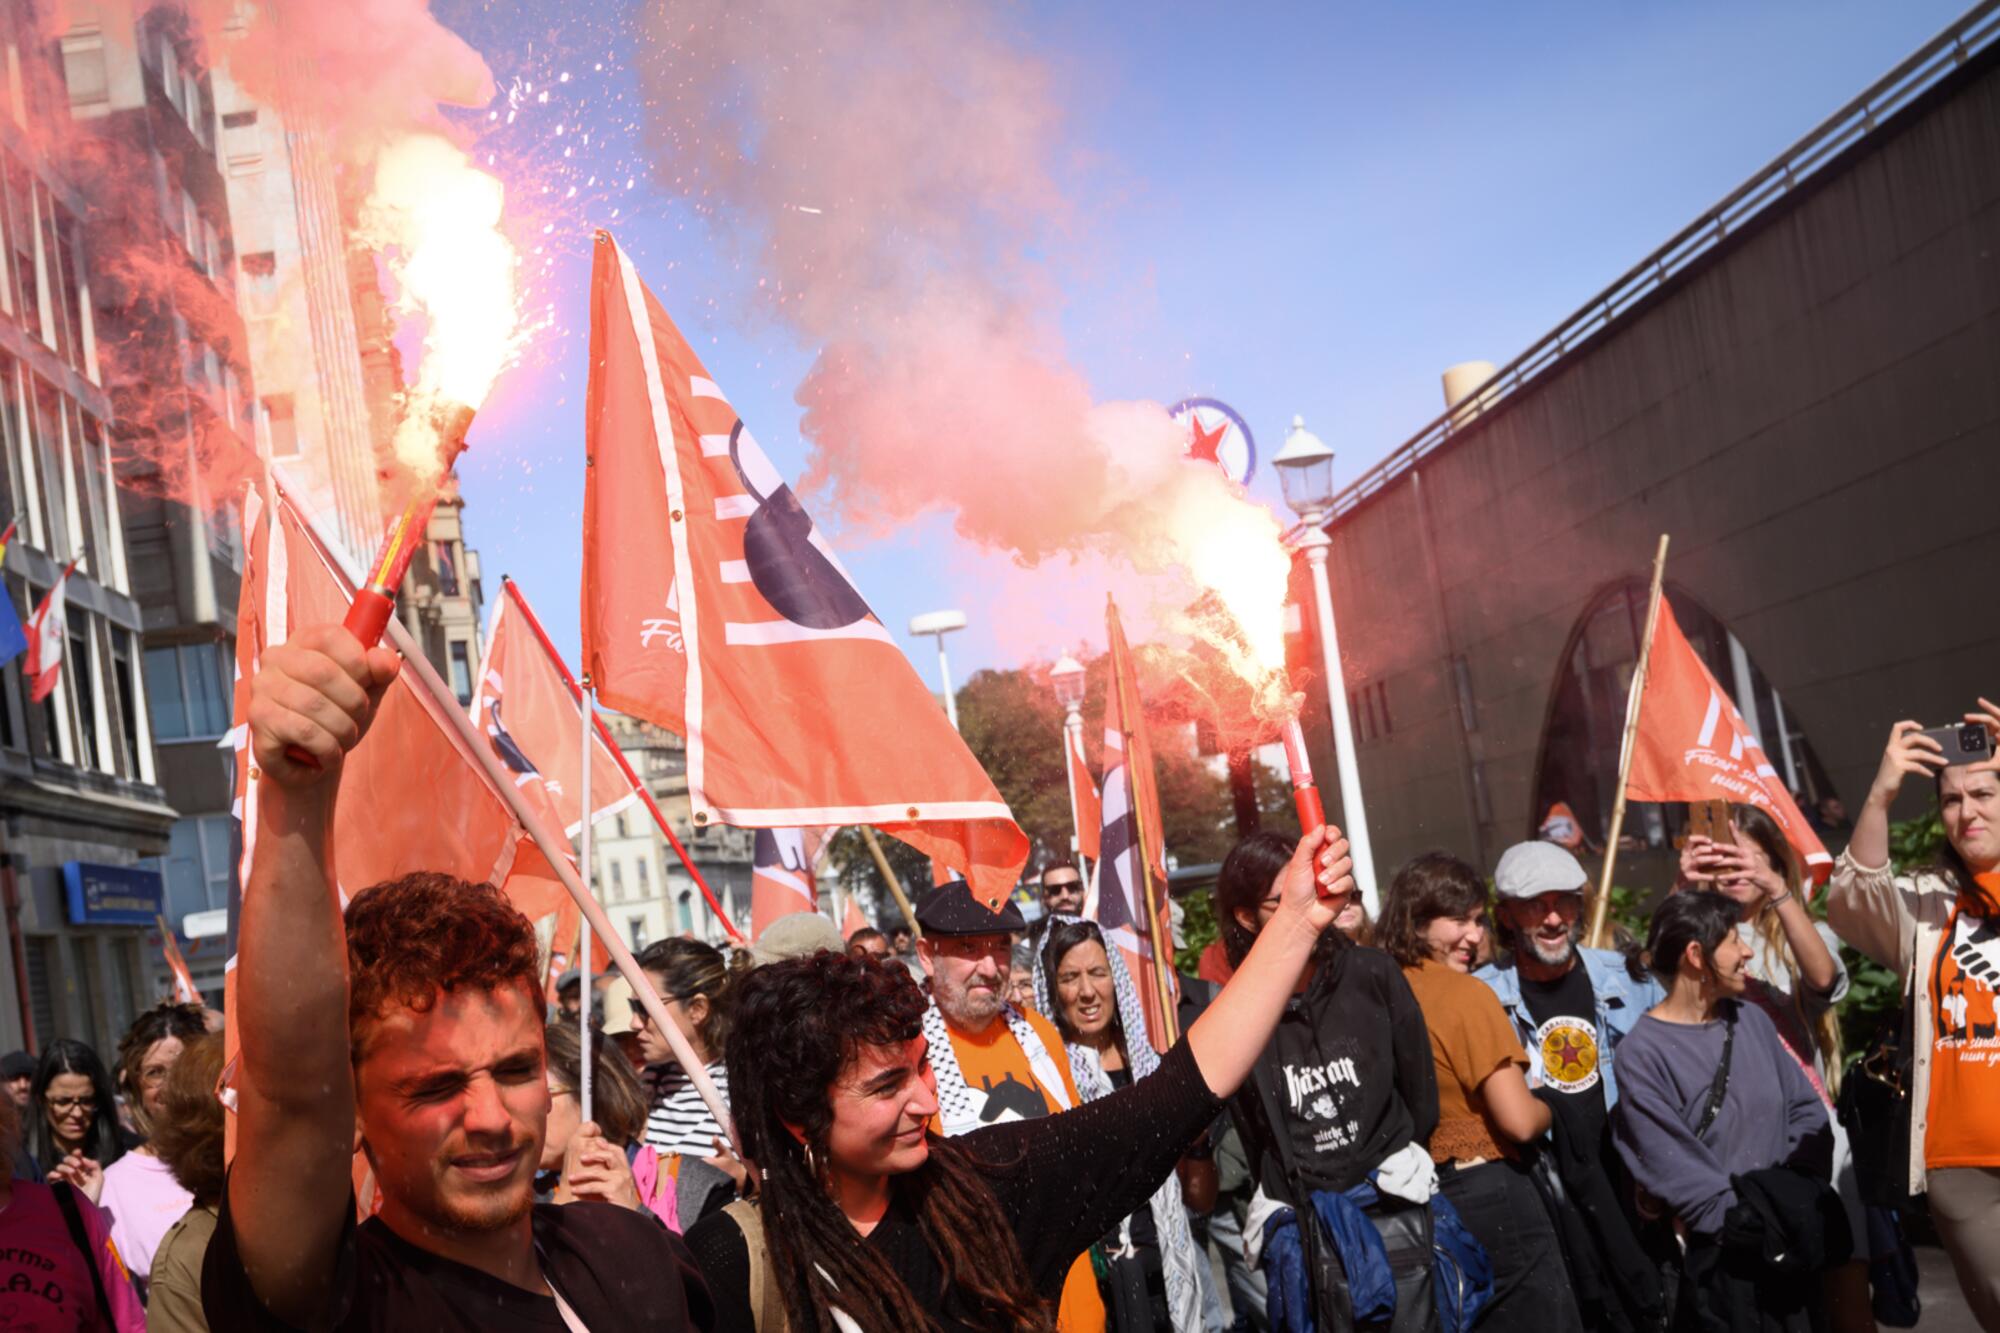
[1925,906,2000,1168]
[1402,960,1530,1164]
[937,1011,1104,1331]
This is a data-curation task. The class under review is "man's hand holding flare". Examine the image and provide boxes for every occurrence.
[249,625,400,787]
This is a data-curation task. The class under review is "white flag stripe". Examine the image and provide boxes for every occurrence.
[689,376,726,401]
[723,618,896,648]
[719,560,752,584]
[714,495,757,520]
[699,434,732,457]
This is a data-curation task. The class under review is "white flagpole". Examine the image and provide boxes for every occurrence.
[578,675,595,1124]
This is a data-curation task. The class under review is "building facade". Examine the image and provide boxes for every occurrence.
[0,6,177,1059]
[591,712,752,951]
[1290,11,2000,893]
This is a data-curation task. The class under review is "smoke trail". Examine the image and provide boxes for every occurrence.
[636,0,1293,684]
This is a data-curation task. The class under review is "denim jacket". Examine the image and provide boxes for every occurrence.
[1474,948,1662,1110]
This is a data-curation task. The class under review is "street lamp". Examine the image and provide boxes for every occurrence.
[1272,415,1379,915]
[1051,655,1087,859]
[909,609,968,732]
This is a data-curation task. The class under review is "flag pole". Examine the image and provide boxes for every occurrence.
[374,607,736,1139]
[502,578,743,941]
[1109,600,1180,1048]
[859,826,921,938]
[578,674,595,1125]
[273,485,736,1142]
[1587,534,1671,950]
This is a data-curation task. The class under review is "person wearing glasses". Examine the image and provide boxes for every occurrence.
[633,938,738,1162]
[30,1039,129,1193]
[98,1002,212,1296]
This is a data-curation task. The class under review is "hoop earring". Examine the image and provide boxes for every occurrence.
[802,1140,823,1182]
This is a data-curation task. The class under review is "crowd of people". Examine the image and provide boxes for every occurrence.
[2,621,1993,1333]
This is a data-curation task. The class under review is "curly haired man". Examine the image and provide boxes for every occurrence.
[203,623,713,1331]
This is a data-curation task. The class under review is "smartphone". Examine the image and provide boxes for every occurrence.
[1685,799,1732,846]
[1918,723,1993,767]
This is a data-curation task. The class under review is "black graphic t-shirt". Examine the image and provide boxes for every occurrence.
[1521,963,1608,1146]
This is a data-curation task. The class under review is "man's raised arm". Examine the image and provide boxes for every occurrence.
[227,624,399,1325]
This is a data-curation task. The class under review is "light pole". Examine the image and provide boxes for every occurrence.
[1272,414,1379,915]
[909,609,968,732]
[1051,654,1087,860]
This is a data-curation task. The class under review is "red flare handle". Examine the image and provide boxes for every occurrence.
[281,588,399,770]
[1280,716,1339,899]
[276,402,475,772]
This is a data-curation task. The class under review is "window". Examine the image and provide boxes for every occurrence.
[59,31,108,110]
[614,813,627,839]
[1348,681,1392,744]
[4,155,40,337]
[68,626,97,768]
[26,379,65,556]
[144,642,229,740]
[433,540,459,596]
[636,858,649,893]
[0,353,23,522]
[67,401,105,578]
[263,393,297,457]
[629,916,648,951]
[448,640,472,706]
[162,814,234,923]
[110,627,140,777]
[221,109,256,130]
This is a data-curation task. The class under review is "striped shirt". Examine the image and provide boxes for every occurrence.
[643,1060,732,1156]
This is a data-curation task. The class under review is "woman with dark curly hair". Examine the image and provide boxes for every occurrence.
[685,824,1355,1331]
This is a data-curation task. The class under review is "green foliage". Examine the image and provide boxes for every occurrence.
[1176,889,1220,975]
[1835,810,1945,1066]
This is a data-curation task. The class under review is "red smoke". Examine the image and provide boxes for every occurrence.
[636,0,1295,679]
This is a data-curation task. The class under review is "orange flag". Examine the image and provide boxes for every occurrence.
[1626,595,1832,886]
[579,231,1027,907]
[225,485,562,1158]
[1067,721,1102,863]
[156,915,201,1006]
[1098,600,1175,1050]
[473,587,637,841]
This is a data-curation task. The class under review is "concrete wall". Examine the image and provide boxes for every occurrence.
[1319,43,2000,881]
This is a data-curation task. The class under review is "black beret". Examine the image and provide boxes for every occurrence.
[914,880,1025,936]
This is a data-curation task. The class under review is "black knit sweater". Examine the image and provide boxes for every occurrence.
[685,1036,1220,1330]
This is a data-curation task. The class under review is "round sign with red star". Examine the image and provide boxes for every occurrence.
[1533,1014,1601,1093]
[1168,396,1255,485]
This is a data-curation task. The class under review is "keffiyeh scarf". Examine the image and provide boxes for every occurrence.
[1033,915,1206,1332]
[922,997,1073,1138]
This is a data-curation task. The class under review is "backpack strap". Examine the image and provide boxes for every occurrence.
[723,1197,787,1333]
[51,1181,117,1329]
[1695,1010,1736,1139]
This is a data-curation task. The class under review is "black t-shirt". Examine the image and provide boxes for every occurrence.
[202,1182,713,1331]
[1518,961,1609,1149]
[685,1036,1220,1330]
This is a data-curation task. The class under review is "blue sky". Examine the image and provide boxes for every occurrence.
[438,0,1967,684]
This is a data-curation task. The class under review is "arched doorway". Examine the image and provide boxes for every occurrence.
[1529,581,1835,852]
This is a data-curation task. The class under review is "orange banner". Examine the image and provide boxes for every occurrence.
[579,231,1026,907]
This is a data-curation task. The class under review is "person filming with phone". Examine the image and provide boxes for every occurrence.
[1826,699,2000,1328]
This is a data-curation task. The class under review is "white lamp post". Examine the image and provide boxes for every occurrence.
[1272,414,1379,915]
[1051,654,1087,859]
[909,609,968,732]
